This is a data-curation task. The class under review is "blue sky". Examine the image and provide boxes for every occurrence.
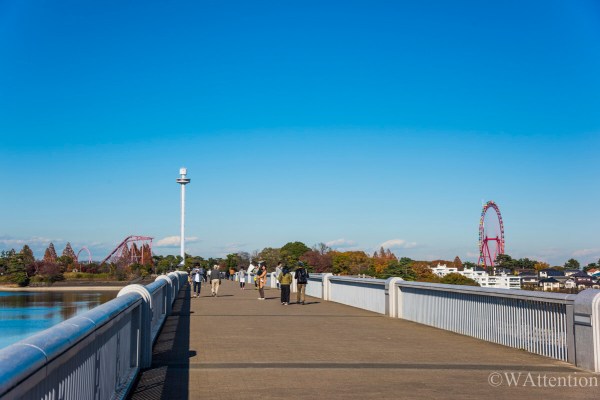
[1,1,599,266]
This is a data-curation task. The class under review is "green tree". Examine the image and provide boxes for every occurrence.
[258,247,282,270]
[225,253,239,270]
[564,258,581,270]
[331,251,371,275]
[280,242,310,266]
[440,273,479,286]
[8,253,29,286]
[20,245,35,266]
[377,258,416,280]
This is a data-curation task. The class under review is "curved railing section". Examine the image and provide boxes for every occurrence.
[0,271,188,399]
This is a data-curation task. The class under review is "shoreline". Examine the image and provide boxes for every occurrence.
[0,286,123,292]
[0,282,127,292]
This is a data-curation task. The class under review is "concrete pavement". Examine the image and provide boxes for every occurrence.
[129,280,597,400]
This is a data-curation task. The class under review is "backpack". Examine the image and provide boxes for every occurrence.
[297,268,308,284]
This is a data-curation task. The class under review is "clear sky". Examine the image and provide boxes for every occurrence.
[1,0,599,266]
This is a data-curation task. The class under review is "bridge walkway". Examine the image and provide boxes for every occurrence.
[129,280,594,400]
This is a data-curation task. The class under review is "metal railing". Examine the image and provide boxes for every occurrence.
[328,276,387,314]
[304,274,600,372]
[394,281,576,363]
[0,271,187,400]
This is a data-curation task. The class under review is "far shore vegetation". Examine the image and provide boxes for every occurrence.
[1,241,597,288]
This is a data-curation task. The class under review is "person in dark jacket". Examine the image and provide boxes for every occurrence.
[210,265,221,297]
[295,262,309,305]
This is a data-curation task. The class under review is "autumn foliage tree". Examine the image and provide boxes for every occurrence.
[43,243,58,264]
[300,243,333,273]
[331,251,372,275]
[371,247,398,275]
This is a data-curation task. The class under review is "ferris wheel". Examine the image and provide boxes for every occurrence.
[478,201,505,270]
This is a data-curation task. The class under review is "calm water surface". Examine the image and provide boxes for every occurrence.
[0,291,117,350]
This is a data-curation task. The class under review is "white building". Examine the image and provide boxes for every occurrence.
[430,264,521,289]
[430,264,458,277]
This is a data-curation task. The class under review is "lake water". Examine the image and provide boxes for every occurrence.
[0,290,118,350]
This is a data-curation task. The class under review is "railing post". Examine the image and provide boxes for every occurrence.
[155,275,173,315]
[323,273,333,301]
[118,284,153,369]
[291,271,297,293]
[573,289,600,372]
[385,277,404,317]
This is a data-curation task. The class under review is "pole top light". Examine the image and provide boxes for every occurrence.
[177,167,190,184]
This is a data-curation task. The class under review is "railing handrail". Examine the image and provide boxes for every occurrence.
[0,271,188,399]
[0,291,142,396]
[395,280,577,304]
[329,276,386,286]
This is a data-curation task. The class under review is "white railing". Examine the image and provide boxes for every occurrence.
[327,276,387,314]
[395,281,575,363]
[304,274,600,372]
[0,271,188,399]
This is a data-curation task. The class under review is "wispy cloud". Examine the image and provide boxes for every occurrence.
[379,239,417,250]
[0,236,56,247]
[325,239,357,249]
[572,248,600,257]
[155,236,200,247]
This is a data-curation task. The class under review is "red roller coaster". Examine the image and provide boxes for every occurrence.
[478,201,505,270]
[76,247,92,264]
[101,235,154,266]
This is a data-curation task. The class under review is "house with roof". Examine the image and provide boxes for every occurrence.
[539,268,565,279]
[519,271,539,286]
[571,271,593,285]
[539,277,561,291]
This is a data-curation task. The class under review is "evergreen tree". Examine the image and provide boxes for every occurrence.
[43,243,58,263]
[8,253,29,286]
[21,245,35,266]
[453,256,463,269]
[62,242,76,260]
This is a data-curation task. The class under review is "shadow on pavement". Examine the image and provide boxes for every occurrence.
[128,284,191,400]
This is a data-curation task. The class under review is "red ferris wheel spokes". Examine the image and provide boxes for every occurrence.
[478,201,505,270]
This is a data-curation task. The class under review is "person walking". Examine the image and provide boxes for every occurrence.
[275,262,283,290]
[277,266,292,305]
[239,266,246,290]
[295,262,309,305]
[192,265,202,298]
[257,263,267,300]
[210,265,221,297]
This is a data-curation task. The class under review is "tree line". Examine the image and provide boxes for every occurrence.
[2,240,596,287]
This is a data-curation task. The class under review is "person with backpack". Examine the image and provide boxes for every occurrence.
[277,266,293,305]
[210,265,221,297]
[295,262,309,305]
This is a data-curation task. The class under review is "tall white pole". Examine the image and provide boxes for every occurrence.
[181,183,185,262]
[176,168,190,266]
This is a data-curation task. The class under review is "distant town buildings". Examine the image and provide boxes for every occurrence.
[430,264,600,292]
[431,264,521,289]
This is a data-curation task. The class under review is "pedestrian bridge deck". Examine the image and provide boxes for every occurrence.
[129,281,594,400]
